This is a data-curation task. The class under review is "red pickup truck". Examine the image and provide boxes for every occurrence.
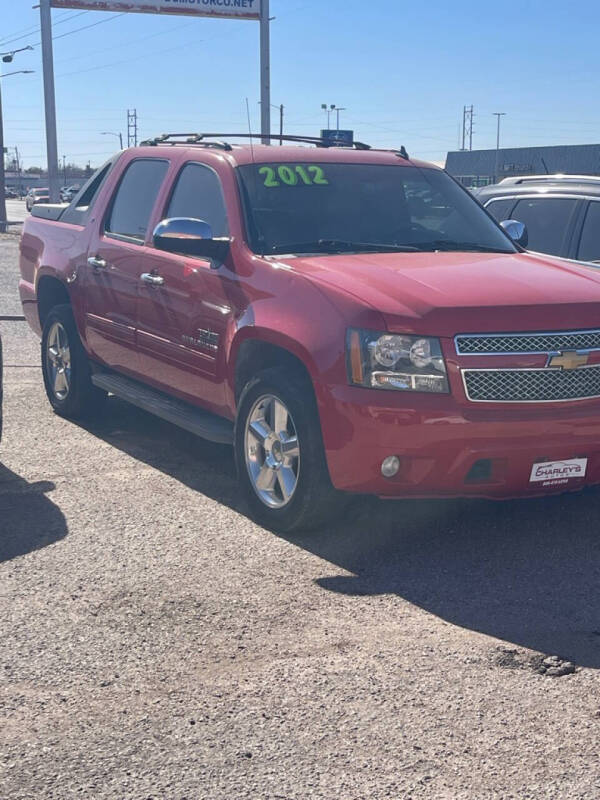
[18,133,600,531]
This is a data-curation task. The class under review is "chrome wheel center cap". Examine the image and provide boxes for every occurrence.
[271,439,283,462]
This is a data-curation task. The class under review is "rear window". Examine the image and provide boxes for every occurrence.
[61,160,115,226]
[105,159,169,242]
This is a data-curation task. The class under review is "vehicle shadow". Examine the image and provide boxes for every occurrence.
[81,397,600,669]
[0,465,67,562]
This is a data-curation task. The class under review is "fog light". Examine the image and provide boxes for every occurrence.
[381,456,401,478]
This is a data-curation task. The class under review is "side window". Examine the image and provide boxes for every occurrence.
[578,202,600,263]
[166,163,228,237]
[511,197,579,256]
[105,159,169,242]
[61,160,114,226]
[485,198,516,222]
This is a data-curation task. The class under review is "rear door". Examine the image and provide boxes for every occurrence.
[84,158,169,375]
[135,161,234,415]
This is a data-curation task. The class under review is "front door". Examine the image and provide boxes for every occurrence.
[135,162,234,416]
[84,157,169,375]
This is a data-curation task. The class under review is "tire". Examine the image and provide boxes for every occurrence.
[41,304,106,420]
[235,367,345,533]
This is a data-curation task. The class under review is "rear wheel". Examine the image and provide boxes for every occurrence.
[41,304,106,420]
[235,367,345,533]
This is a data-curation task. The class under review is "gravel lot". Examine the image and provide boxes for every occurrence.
[1,233,600,798]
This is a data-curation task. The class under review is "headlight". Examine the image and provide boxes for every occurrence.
[347,329,449,394]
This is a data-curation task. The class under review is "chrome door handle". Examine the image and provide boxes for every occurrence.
[87,256,107,271]
[140,272,165,287]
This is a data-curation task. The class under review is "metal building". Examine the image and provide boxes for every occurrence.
[445,144,600,188]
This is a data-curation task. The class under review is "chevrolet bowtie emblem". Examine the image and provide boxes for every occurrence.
[548,351,590,370]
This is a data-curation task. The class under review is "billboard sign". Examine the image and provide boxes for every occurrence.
[321,129,355,148]
[49,0,261,19]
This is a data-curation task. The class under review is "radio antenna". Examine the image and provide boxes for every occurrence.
[245,98,255,164]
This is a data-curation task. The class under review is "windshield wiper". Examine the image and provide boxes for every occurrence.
[268,239,420,255]
[411,240,514,253]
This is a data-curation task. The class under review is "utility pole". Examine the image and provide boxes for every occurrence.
[461,105,474,151]
[260,0,271,145]
[14,146,22,198]
[493,112,506,183]
[40,0,60,203]
[279,103,284,145]
[127,109,138,148]
[62,155,66,187]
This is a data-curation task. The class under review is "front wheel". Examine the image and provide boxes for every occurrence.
[235,368,345,533]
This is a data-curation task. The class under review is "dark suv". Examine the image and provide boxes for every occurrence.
[476,175,600,264]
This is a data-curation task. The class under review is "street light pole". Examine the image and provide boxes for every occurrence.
[0,75,6,233]
[493,112,506,184]
[101,131,124,150]
[322,104,346,133]
[335,106,346,132]
[0,70,34,232]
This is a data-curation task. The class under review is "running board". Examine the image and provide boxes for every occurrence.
[91,372,234,445]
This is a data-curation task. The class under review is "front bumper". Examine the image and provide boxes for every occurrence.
[319,384,600,498]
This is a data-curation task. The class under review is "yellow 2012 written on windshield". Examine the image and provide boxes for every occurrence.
[259,165,329,188]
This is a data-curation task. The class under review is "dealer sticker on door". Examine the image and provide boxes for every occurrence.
[529,458,588,487]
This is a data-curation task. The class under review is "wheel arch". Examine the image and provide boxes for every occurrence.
[36,275,71,330]
[230,330,318,408]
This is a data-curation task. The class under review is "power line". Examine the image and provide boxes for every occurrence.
[0,11,88,47]
[54,20,191,65]
[34,13,126,47]
[56,40,194,78]
[54,18,251,78]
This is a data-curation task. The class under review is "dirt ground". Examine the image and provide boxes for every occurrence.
[1,234,599,799]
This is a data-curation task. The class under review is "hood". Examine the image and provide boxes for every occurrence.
[274,251,600,336]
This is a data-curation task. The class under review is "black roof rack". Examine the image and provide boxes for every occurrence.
[139,133,234,150]
[139,132,373,150]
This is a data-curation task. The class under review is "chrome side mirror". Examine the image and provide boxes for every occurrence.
[153,217,230,262]
[500,219,528,248]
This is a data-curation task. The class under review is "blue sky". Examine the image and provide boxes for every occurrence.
[1,0,600,168]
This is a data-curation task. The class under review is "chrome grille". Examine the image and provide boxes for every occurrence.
[463,366,600,403]
[456,330,600,355]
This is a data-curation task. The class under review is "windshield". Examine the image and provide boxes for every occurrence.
[237,163,517,255]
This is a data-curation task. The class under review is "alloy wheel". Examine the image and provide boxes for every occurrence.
[46,321,71,401]
[245,394,301,509]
